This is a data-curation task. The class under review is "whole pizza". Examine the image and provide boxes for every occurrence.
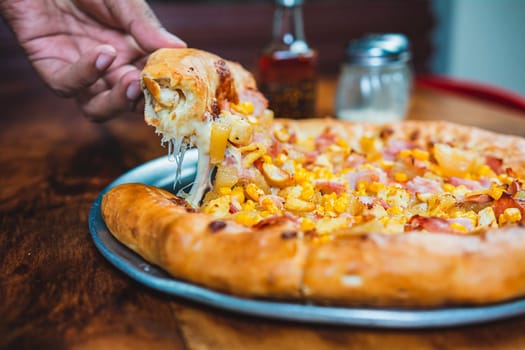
[102,48,525,307]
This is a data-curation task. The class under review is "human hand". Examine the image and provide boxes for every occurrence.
[0,0,186,121]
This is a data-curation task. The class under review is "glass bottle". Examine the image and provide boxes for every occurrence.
[258,0,317,119]
[335,34,413,123]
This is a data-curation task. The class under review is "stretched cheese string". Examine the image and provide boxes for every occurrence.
[185,151,211,207]
[166,136,212,208]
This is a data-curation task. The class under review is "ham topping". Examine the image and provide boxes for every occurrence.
[405,176,443,194]
[406,215,457,233]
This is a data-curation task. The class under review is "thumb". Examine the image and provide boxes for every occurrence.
[109,0,186,52]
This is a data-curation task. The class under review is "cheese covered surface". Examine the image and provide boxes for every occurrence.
[200,113,525,236]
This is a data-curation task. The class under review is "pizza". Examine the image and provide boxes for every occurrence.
[101,48,525,307]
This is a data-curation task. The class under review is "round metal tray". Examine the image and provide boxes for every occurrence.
[89,150,525,328]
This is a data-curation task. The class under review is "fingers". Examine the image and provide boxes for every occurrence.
[79,67,143,122]
[50,45,117,97]
[106,0,186,52]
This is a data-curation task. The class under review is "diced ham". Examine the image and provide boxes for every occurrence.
[238,89,268,117]
[229,201,241,214]
[346,168,388,190]
[405,176,442,194]
[314,180,346,195]
[486,155,503,174]
[315,129,337,152]
[382,139,413,161]
[268,140,283,157]
[405,215,455,233]
[506,180,521,196]
[448,177,489,191]
[252,132,267,143]
[223,148,241,168]
[492,195,525,222]
[304,151,319,164]
[345,152,366,168]
[252,214,291,229]
[462,193,492,203]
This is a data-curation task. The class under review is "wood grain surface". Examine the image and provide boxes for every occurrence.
[2,74,525,350]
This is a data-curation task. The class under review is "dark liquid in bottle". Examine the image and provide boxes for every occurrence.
[258,50,317,119]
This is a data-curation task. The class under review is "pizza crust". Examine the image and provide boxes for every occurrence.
[303,228,525,306]
[101,121,525,307]
[102,183,308,298]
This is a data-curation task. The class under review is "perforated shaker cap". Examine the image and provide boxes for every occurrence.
[345,34,411,66]
[276,0,304,7]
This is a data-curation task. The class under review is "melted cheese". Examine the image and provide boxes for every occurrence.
[144,86,214,207]
[201,123,525,235]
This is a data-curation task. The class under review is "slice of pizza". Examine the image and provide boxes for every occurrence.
[141,48,271,206]
[102,48,525,307]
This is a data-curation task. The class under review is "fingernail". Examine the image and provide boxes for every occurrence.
[126,81,141,100]
[96,51,116,71]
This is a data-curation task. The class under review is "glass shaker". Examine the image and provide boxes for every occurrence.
[258,0,318,119]
[335,34,412,123]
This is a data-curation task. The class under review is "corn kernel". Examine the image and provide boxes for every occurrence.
[334,196,349,214]
[262,155,273,164]
[450,222,468,233]
[234,212,260,226]
[300,182,315,201]
[476,164,493,177]
[488,186,505,200]
[360,136,376,153]
[394,173,408,182]
[218,187,232,195]
[380,160,394,169]
[242,199,256,211]
[412,149,429,161]
[387,206,403,215]
[231,186,245,203]
[245,183,264,201]
[356,180,369,194]
[499,207,522,225]
[261,197,280,214]
[231,101,254,115]
[368,181,384,193]
[398,149,412,158]
[498,174,513,185]
[443,183,455,192]
[301,218,316,231]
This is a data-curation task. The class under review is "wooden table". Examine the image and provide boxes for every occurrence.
[3,76,525,350]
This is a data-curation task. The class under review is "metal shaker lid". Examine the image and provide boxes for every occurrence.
[276,0,304,7]
[345,34,411,66]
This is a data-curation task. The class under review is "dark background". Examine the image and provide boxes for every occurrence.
[0,0,434,86]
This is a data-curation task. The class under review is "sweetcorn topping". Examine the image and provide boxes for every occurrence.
[200,121,523,236]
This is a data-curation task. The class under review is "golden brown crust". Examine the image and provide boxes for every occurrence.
[101,183,308,298]
[303,229,525,306]
[102,121,525,307]
[142,48,256,124]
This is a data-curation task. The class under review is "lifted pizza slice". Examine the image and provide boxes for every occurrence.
[141,48,271,206]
